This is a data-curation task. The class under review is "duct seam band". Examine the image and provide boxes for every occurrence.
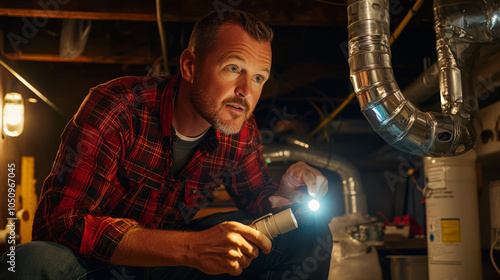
[361,87,401,111]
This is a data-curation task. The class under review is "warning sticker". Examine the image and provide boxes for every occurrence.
[427,167,446,190]
[441,219,461,243]
[427,217,441,243]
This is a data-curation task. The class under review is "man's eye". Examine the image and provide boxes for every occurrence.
[253,76,264,83]
[227,65,239,73]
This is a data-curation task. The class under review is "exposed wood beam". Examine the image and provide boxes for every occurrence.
[0,0,350,26]
[3,53,153,64]
[0,7,348,26]
[0,8,156,22]
[1,23,165,65]
[0,0,434,27]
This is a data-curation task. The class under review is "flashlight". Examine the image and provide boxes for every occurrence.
[308,199,320,211]
[252,208,298,240]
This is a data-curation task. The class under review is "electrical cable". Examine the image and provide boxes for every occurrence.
[304,84,337,111]
[309,0,426,137]
[408,167,426,194]
[309,91,355,136]
[491,228,500,274]
[147,56,163,76]
[156,0,169,74]
[260,73,337,130]
[274,73,337,111]
[390,0,426,45]
[376,211,390,224]
[307,100,330,141]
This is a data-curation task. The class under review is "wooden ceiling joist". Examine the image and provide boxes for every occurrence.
[3,53,153,64]
[0,0,349,26]
[0,8,156,22]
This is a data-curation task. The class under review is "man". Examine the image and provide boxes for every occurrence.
[0,10,331,279]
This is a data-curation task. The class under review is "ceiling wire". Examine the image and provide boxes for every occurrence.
[309,92,355,137]
[0,53,67,120]
[307,100,331,141]
[272,73,337,111]
[156,0,169,74]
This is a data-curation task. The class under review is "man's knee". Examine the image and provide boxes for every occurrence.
[14,241,77,265]
[0,241,83,279]
[283,215,332,255]
[270,212,333,277]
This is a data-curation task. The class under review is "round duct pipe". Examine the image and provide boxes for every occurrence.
[262,146,368,217]
[347,0,482,156]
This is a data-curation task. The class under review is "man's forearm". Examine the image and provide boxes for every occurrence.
[110,228,194,267]
[109,221,272,276]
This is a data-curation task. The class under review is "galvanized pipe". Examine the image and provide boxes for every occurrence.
[262,146,368,217]
[346,0,492,156]
[403,61,440,105]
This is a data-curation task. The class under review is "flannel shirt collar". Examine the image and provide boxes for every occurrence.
[160,73,220,152]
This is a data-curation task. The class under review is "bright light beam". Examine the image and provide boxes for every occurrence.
[308,199,320,211]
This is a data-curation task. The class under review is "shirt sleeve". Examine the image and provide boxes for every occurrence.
[32,83,141,263]
[225,117,279,217]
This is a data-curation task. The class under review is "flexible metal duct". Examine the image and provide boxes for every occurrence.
[403,61,440,105]
[346,0,500,156]
[404,45,500,105]
[262,146,368,217]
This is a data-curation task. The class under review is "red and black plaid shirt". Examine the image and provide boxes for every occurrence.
[33,73,278,263]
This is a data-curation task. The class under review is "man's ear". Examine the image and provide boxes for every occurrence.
[180,49,196,83]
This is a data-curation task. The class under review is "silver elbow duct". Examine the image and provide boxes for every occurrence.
[262,146,368,217]
[403,61,440,105]
[347,0,490,156]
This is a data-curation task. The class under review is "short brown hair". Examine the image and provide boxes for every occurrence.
[188,9,274,63]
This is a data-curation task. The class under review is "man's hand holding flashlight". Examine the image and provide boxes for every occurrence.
[268,161,328,209]
[189,221,272,276]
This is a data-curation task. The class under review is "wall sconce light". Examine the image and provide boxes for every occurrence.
[3,92,24,137]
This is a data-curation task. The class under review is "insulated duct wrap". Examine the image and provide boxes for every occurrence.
[262,146,368,217]
[347,0,485,156]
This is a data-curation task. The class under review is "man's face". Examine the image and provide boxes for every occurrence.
[190,23,272,135]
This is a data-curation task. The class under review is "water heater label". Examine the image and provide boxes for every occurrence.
[427,167,446,190]
[428,217,441,243]
[441,219,461,243]
[428,217,462,263]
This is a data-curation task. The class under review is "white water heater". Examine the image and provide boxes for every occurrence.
[423,149,482,280]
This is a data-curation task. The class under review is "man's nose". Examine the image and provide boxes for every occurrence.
[235,76,252,99]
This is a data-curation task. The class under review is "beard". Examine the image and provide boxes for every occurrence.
[190,73,251,135]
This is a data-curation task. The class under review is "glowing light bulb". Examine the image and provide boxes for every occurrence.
[4,104,23,125]
[3,92,24,137]
[308,199,320,211]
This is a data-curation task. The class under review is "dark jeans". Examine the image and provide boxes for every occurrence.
[0,209,332,280]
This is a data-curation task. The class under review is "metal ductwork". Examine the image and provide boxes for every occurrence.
[345,0,500,156]
[403,61,440,105]
[262,146,368,217]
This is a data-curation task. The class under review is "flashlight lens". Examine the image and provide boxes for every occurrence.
[308,199,320,211]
